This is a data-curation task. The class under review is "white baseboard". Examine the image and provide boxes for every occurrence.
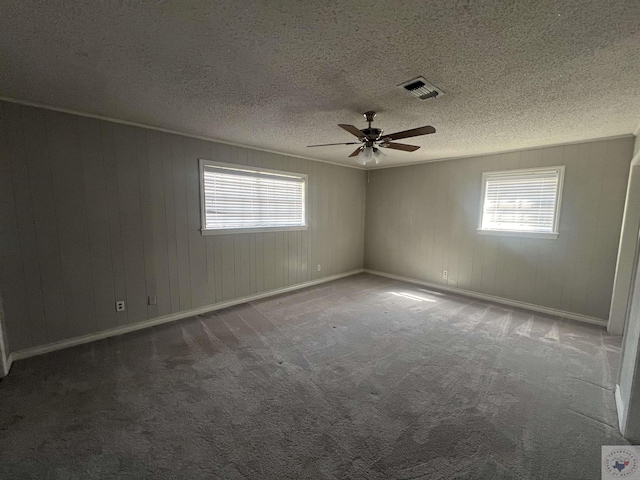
[616,384,627,436]
[10,269,363,363]
[364,269,608,327]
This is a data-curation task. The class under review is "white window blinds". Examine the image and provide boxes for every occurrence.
[200,162,306,232]
[480,167,563,235]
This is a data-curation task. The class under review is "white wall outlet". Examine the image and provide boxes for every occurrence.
[115,300,125,312]
[148,295,157,306]
[317,264,321,272]
[442,270,448,282]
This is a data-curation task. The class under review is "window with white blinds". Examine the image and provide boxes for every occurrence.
[478,166,564,239]
[199,160,307,234]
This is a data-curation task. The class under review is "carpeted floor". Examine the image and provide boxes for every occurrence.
[0,273,627,479]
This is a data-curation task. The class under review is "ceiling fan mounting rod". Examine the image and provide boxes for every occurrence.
[363,111,376,128]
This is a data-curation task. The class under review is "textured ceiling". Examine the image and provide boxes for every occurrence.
[1,1,639,168]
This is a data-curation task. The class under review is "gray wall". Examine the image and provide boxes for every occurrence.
[364,137,634,320]
[0,101,366,354]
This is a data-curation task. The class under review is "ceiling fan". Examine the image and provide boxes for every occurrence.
[308,111,436,165]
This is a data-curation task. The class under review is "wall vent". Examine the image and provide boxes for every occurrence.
[398,77,444,100]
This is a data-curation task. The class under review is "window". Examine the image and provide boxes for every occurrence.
[478,166,564,239]
[199,160,307,235]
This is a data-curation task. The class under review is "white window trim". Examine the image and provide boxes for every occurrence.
[199,159,309,236]
[477,165,565,240]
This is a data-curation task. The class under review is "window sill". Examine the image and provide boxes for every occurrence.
[201,225,308,236]
[477,229,558,240]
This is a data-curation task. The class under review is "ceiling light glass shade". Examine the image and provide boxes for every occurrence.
[373,147,386,165]
[355,146,386,166]
[354,153,367,166]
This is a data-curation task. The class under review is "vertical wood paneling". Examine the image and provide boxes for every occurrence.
[239,234,251,298]
[263,232,276,291]
[184,138,209,308]
[233,234,243,297]
[255,233,265,293]
[13,105,53,347]
[0,101,366,353]
[233,233,251,299]
[586,139,631,319]
[365,137,634,320]
[212,235,224,304]
[0,103,34,350]
[431,162,447,285]
[171,135,192,312]
[205,233,217,305]
[321,162,331,277]
[112,124,147,325]
[274,231,285,288]
[46,111,96,337]
[462,157,484,291]
[249,233,257,295]
[282,230,289,286]
[100,121,129,326]
[446,160,463,287]
[136,129,157,319]
[221,235,236,301]
[78,116,118,332]
[146,130,172,317]
[161,133,180,313]
[309,159,320,280]
[568,142,606,314]
[552,145,579,310]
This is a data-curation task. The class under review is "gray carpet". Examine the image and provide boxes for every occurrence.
[0,273,627,479]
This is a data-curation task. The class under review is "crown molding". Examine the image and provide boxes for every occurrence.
[0,96,365,171]
[368,134,635,170]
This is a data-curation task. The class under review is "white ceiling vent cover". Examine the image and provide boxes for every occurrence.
[398,77,445,100]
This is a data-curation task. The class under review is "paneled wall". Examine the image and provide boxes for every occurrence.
[0,102,366,353]
[365,137,634,321]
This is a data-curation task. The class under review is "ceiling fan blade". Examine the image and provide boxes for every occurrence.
[380,142,421,152]
[307,142,361,147]
[349,146,364,157]
[382,126,436,141]
[338,124,365,138]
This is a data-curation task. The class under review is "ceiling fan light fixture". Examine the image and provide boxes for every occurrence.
[307,111,435,165]
[373,147,386,165]
[357,146,375,165]
[354,154,368,166]
[356,146,387,166]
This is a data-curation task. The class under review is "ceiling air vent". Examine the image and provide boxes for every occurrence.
[398,77,444,100]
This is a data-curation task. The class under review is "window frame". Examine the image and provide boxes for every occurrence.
[477,165,565,240]
[199,159,308,236]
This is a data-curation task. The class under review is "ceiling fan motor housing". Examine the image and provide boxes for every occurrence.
[361,127,383,140]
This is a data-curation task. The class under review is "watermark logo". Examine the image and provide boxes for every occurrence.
[603,446,640,479]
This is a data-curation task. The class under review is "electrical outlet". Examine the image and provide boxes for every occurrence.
[317,265,321,272]
[148,295,157,306]
[442,270,448,282]
[115,300,125,312]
